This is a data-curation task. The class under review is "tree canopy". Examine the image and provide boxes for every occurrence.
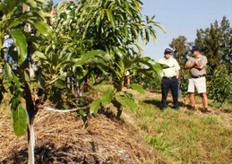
[195,16,232,73]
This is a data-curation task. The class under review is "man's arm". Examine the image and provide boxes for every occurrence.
[194,61,205,69]
[185,59,195,69]
[194,57,207,70]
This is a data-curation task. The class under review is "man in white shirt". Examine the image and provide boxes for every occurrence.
[159,48,180,110]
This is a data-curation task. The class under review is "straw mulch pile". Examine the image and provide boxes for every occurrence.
[0,107,164,164]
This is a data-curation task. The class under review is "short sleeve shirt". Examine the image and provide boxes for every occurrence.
[158,57,180,78]
[188,55,207,77]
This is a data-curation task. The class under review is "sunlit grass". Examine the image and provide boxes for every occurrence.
[123,92,232,163]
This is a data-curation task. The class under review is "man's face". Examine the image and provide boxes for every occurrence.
[192,50,199,57]
[165,53,171,59]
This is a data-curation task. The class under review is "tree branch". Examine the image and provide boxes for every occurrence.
[44,105,89,113]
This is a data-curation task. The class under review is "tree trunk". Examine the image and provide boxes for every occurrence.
[27,117,35,164]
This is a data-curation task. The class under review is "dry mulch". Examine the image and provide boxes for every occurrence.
[0,107,164,164]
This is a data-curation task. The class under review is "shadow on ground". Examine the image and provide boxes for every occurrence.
[143,99,187,110]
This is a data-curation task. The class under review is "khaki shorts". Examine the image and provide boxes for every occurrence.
[187,77,206,93]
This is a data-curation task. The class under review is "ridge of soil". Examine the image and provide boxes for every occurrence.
[1,90,231,164]
[0,107,166,164]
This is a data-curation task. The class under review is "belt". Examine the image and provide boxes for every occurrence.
[191,75,205,78]
[163,76,176,79]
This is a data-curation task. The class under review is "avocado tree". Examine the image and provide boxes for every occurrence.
[0,0,52,163]
[0,0,164,163]
[49,0,164,118]
[207,65,232,106]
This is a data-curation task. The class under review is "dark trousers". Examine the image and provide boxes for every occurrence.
[161,77,179,109]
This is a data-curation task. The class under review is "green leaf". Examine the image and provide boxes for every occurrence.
[113,47,124,58]
[116,0,122,5]
[10,30,28,65]
[3,0,17,12]
[145,28,150,44]
[106,9,115,29]
[34,51,47,60]
[101,89,114,106]
[24,0,37,8]
[4,63,13,81]
[34,0,48,5]
[79,110,87,117]
[54,80,66,89]
[116,95,138,113]
[79,110,88,128]
[9,18,25,29]
[11,104,27,136]
[74,50,106,66]
[130,84,145,94]
[32,21,51,37]
[90,99,101,115]
[160,63,170,69]
[101,9,105,19]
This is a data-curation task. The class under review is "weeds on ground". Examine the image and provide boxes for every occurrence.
[123,92,232,164]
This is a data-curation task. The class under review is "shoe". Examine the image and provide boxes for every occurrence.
[160,106,166,111]
[188,106,195,111]
[202,108,210,113]
[173,106,179,110]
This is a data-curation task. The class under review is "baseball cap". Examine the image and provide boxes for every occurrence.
[191,46,201,53]
[164,48,172,54]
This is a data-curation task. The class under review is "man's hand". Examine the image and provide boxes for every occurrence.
[185,59,196,69]
[195,58,200,65]
[194,58,204,69]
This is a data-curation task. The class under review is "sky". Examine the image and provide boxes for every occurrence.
[53,0,232,60]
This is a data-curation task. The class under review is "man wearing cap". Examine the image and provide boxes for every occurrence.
[158,48,180,110]
[185,46,209,113]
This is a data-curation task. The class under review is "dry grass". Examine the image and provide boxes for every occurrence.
[1,89,231,164]
[0,101,165,163]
